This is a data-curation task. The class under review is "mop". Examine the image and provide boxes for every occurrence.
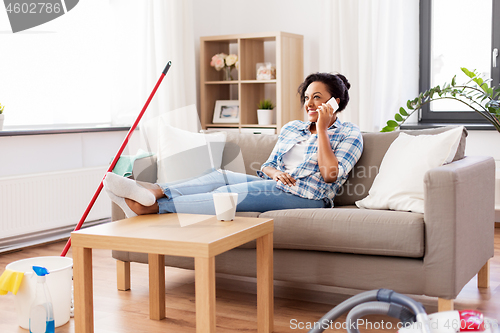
[60,61,172,257]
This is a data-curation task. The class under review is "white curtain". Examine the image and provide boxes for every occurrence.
[139,0,199,154]
[141,0,198,130]
[320,0,419,132]
[110,0,198,153]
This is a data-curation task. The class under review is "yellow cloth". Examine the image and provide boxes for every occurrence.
[0,269,24,295]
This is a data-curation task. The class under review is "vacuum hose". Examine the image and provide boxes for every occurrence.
[308,289,426,333]
[308,290,380,333]
[346,302,415,333]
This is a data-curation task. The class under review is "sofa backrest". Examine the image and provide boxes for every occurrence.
[221,126,467,206]
[221,132,278,174]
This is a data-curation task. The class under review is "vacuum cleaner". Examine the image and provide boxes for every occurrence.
[307,289,498,333]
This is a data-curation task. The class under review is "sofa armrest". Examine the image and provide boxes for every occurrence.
[132,155,157,183]
[423,155,495,298]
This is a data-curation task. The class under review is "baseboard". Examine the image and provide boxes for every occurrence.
[0,218,110,254]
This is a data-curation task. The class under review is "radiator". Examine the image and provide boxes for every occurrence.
[0,167,111,246]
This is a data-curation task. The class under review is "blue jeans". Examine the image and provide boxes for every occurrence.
[156,169,328,214]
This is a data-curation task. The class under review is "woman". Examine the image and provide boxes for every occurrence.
[104,73,363,217]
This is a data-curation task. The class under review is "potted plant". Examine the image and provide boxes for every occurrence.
[0,103,4,131]
[257,99,276,125]
[382,67,500,133]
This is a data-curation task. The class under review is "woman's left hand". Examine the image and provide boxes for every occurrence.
[316,102,336,132]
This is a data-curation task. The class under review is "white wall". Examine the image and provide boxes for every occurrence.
[192,0,323,115]
[465,131,500,172]
[192,0,323,77]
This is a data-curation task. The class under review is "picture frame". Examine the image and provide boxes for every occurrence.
[213,100,240,123]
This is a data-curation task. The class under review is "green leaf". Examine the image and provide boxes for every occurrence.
[399,107,408,116]
[451,75,456,86]
[395,113,404,122]
[407,100,414,110]
[381,126,396,132]
[461,67,475,78]
[387,120,399,127]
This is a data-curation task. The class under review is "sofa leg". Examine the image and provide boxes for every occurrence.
[438,298,454,312]
[117,260,131,291]
[477,259,490,289]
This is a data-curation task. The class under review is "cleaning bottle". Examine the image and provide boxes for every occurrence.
[29,266,55,333]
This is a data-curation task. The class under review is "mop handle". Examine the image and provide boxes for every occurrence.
[60,61,172,257]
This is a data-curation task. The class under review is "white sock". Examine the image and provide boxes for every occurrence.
[104,172,156,206]
[105,189,137,218]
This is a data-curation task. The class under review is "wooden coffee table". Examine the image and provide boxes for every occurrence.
[71,213,274,333]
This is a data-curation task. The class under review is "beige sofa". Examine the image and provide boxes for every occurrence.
[111,126,495,310]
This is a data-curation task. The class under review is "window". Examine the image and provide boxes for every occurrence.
[0,0,141,128]
[419,0,500,125]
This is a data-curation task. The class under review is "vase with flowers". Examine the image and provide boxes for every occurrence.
[210,53,239,81]
[0,103,4,131]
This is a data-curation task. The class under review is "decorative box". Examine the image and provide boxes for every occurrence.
[256,62,276,80]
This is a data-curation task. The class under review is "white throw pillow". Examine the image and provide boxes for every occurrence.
[355,126,464,213]
[156,124,226,184]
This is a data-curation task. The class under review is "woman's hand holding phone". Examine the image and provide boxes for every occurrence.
[316,97,339,131]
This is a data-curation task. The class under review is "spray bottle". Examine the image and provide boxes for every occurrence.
[29,266,55,333]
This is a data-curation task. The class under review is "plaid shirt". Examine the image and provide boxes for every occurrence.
[257,118,363,206]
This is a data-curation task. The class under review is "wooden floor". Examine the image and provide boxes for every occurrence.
[1,228,499,333]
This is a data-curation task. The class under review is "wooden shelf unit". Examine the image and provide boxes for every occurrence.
[200,31,304,133]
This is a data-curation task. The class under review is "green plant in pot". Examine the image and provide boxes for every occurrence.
[257,99,275,110]
[381,67,500,133]
[257,99,276,125]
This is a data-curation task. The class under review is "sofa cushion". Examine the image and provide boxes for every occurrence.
[258,207,424,258]
[221,132,278,175]
[355,126,463,213]
[334,126,467,206]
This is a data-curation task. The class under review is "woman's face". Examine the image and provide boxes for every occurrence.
[304,81,333,123]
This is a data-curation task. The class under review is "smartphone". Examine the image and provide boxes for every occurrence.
[326,97,339,112]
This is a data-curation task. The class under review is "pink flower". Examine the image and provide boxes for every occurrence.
[210,53,238,71]
[210,53,227,71]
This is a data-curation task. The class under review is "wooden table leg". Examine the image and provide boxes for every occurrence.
[73,246,94,333]
[195,256,216,333]
[148,253,165,320]
[257,232,274,333]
